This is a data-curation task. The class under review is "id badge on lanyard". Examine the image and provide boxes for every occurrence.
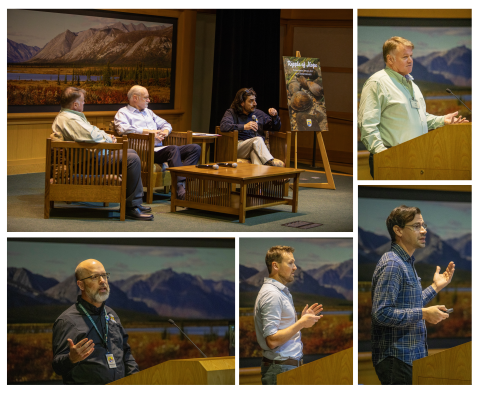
[410,98,420,109]
[79,303,116,369]
[106,353,117,368]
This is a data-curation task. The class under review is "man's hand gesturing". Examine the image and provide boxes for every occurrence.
[432,262,455,292]
[301,303,323,317]
[299,303,323,328]
[68,338,95,363]
[444,111,469,124]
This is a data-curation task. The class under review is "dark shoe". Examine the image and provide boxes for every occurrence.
[177,184,186,200]
[125,207,154,221]
[137,205,152,213]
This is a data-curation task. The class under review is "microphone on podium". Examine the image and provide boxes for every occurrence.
[168,319,208,358]
[196,164,219,170]
[446,88,472,113]
[217,162,238,168]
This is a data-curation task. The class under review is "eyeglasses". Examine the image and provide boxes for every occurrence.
[79,273,110,281]
[243,88,255,97]
[404,223,428,231]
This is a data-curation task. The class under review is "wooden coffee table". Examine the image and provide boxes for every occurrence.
[168,163,304,223]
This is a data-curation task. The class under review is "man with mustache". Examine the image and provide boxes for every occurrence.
[371,205,455,385]
[254,246,323,385]
[358,37,469,179]
[220,87,281,166]
[52,259,139,384]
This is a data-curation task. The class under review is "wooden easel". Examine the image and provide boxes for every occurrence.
[292,51,336,190]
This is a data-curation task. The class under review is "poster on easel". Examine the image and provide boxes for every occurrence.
[283,57,328,132]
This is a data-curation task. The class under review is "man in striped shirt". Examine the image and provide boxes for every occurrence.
[371,205,455,385]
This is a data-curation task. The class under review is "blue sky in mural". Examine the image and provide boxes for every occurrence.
[358,198,471,239]
[240,238,352,271]
[7,241,234,282]
[358,26,471,59]
[7,10,170,48]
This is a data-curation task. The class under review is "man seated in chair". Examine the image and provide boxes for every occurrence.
[114,85,201,200]
[220,87,281,166]
[51,87,154,221]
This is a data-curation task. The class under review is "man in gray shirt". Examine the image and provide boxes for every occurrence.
[254,245,323,385]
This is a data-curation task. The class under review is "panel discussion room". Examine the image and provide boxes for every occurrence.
[7,9,353,232]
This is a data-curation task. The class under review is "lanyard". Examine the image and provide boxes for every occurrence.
[78,303,109,349]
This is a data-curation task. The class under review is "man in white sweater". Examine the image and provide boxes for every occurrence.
[51,87,153,221]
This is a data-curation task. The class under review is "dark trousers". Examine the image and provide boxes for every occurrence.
[369,152,374,179]
[154,144,201,183]
[100,149,144,208]
[375,357,412,385]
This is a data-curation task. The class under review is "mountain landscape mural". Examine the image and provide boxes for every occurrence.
[7,10,175,107]
[8,267,234,323]
[358,227,472,282]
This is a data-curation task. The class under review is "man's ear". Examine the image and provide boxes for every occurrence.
[272,261,279,272]
[385,54,390,65]
[393,225,403,240]
[77,280,84,291]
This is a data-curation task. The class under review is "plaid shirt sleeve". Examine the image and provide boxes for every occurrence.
[422,285,437,306]
[372,260,423,327]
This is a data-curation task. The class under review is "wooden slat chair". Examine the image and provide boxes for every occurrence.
[215,127,292,195]
[108,121,193,203]
[44,138,128,221]
[215,127,291,167]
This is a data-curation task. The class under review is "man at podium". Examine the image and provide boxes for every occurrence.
[254,246,323,385]
[52,259,139,384]
[358,36,468,179]
[371,206,455,385]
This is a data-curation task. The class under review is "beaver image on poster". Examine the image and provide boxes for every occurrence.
[283,57,328,132]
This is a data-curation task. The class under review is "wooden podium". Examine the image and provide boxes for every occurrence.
[277,347,353,385]
[374,123,471,180]
[108,356,235,385]
[412,342,471,385]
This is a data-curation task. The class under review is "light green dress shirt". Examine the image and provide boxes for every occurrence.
[51,108,114,143]
[358,67,445,154]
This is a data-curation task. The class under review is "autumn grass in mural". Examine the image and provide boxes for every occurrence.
[7,328,229,383]
[239,312,353,358]
[7,65,171,106]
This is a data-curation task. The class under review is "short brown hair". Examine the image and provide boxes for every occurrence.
[60,86,86,108]
[230,87,256,114]
[383,36,414,63]
[265,245,295,274]
[386,205,421,242]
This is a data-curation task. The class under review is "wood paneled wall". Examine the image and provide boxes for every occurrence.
[280,9,353,172]
[7,9,197,175]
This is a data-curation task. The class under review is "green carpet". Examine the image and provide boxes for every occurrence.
[8,170,352,232]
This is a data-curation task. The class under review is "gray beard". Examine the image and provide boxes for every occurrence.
[86,286,110,303]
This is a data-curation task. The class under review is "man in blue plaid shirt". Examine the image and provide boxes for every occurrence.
[371,205,455,385]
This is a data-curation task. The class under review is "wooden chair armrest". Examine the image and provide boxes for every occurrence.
[215,127,238,162]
